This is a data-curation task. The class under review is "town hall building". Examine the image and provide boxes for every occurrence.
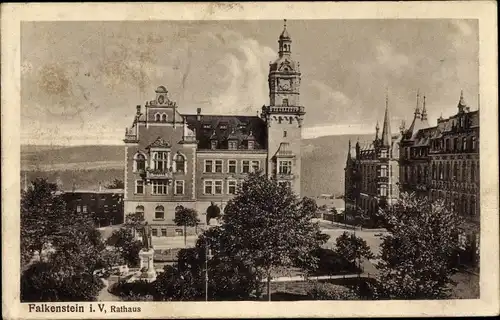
[123,21,305,237]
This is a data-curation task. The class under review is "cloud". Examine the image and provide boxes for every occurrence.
[303,124,374,139]
[207,32,276,115]
[374,41,410,75]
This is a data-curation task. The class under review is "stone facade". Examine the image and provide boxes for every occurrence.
[123,21,304,239]
[399,91,479,268]
[344,94,401,221]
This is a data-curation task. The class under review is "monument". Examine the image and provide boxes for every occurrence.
[129,222,157,282]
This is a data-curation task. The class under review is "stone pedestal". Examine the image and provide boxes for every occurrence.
[137,248,156,282]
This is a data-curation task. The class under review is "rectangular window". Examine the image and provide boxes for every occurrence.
[204,180,213,194]
[248,141,255,150]
[152,228,158,237]
[251,160,260,173]
[228,160,237,173]
[175,229,183,236]
[242,160,250,173]
[215,160,223,173]
[211,140,217,150]
[214,180,223,194]
[152,180,168,195]
[283,131,287,138]
[175,180,184,195]
[380,150,388,158]
[380,185,387,197]
[462,137,467,151]
[279,160,292,174]
[82,205,87,213]
[445,139,450,152]
[228,180,237,194]
[135,180,144,194]
[161,228,167,237]
[380,165,387,177]
[205,160,213,173]
[76,205,81,213]
[152,151,169,171]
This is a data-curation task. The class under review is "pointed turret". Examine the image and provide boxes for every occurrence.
[420,94,430,127]
[381,91,392,147]
[347,139,352,163]
[375,121,380,140]
[457,89,467,113]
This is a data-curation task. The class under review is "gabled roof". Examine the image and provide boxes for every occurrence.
[184,114,267,150]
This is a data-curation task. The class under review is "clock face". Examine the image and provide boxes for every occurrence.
[278,79,292,91]
[158,95,165,104]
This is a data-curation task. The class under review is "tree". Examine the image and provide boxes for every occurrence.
[335,231,374,270]
[174,206,200,245]
[105,178,124,189]
[106,228,142,267]
[219,172,329,301]
[21,178,68,268]
[373,192,464,299]
[124,211,146,239]
[20,178,106,301]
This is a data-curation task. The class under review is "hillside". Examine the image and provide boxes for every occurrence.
[21,134,373,196]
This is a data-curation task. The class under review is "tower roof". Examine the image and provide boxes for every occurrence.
[381,91,392,147]
[279,19,291,40]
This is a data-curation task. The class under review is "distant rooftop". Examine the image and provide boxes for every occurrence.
[61,189,124,195]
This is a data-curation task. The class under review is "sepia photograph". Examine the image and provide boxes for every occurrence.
[2,2,498,319]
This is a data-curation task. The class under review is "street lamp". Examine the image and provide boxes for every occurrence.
[202,234,214,301]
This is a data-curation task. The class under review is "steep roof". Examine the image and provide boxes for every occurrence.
[184,114,267,150]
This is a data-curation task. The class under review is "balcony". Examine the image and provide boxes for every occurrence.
[276,172,294,180]
[266,105,305,115]
[146,168,173,180]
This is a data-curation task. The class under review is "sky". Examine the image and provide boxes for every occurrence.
[21,19,479,145]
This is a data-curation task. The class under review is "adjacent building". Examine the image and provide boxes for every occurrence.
[62,188,124,227]
[344,94,401,221]
[123,21,305,237]
[399,91,479,267]
[345,89,480,268]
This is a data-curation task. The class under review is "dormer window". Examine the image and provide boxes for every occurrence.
[203,124,211,129]
[228,140,237,150]
[211,140,217,150]
[155,113,161,122]
[282,99,289,107]
[248,141,255,150]
[219,123,228,130]
[161,114,167,122]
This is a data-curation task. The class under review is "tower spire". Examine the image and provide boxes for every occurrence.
[421,94,428,120]
[457,89,467,113]
[381,91,392,147]
[347,139,352,161]
[414,89,421,119]
[375,121,380,140]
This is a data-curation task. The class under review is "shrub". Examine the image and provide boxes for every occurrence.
[109,279,156,300]
[307,282,359,300]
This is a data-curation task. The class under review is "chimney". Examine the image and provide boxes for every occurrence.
[136,105,141,115]
[98,182,102,192]
[196,108,202,121]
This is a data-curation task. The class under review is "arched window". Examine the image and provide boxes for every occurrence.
[134,153,146,172]
[155,113,161,122]
[155,205,165,220]
[135,205,145,220]
[161,114,167,122]
[175,153,186,173]
[471,136,477,151]
[462,137,467,152]
[282,99,289,107]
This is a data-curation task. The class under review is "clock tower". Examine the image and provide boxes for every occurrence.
[262,19,305,196]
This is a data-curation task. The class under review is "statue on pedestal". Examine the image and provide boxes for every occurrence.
[133,222,157,282]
